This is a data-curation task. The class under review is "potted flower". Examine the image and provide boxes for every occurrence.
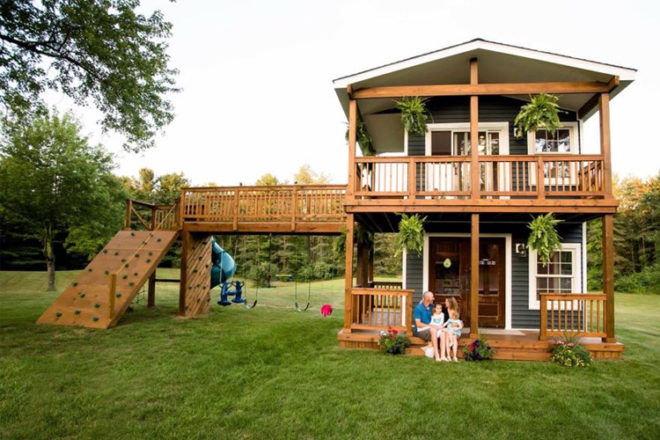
[551,338,591,367]
[463,337,494,361]
[378,328,411,355]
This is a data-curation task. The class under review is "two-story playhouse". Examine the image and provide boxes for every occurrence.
[39,39,635,360]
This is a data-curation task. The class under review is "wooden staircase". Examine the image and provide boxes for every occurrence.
[37,230,179,329]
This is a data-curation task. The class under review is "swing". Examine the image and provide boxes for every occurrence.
[240,235,258,309]
[294,236,312,312]
[245,233,272,309]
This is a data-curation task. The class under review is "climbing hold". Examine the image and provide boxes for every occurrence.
[72,282,78,287]
[130,232,135,236]
[88,268,93,272]
[148,251,153,256]
[103,249,108,254]
[121,258,126,262]
[128,281,135,286]
[134,253,139,258]
[94,303,100,309]
[79,293,86,298]
[192,269,198,273]
[115,293,122,298]
[104,270,109,275]
[114,251,119,256]
[92,317,99,322]
[124,263,129,268]
[55,312,62,318]
[146,259,151,263]
[133,272,138,276]
[197,298,201,303]
[74,310,81,315]
[156,238,162,242]
[122,274,128,279]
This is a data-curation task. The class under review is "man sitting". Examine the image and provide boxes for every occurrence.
[413,291,441,361]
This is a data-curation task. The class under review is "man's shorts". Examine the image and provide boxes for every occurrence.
[414,327,431,341]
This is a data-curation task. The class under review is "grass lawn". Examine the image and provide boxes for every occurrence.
[1,270,659,439]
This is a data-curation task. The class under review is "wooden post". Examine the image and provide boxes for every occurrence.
[602,214,615,342]
[108,273,117,319]
[470,213,479,338]
[539,294,548,341]
[356,232,371,287]
[537,157,546,200]
[469,58,480,200]
[291,187,297,232]
[124,199,132,230]
[348,97,357,200]
[408,157,417,201]
[599,93,613,198]
[178,230,190,316]
[233,189,239,231]
[147,272,156,308]
[344,213,355,331]
[368,245,374,285]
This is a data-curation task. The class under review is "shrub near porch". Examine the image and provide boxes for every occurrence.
[1,271,659,439]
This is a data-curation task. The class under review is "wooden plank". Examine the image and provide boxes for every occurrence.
[470,95,479,199]
[348,99,357,199]
[147,272,156,307]
[352,81,611,99]
[603,214,615,342]
[599,93,613,197]
[178,231,190,316]
[344,214,355,331]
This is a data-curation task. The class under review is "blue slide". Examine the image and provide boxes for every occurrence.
[210,236,246,306]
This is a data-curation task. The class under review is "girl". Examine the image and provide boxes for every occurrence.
[429,304,447,361]
[444,309,464,362]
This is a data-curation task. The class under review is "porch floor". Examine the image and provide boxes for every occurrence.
[337,328,624,361]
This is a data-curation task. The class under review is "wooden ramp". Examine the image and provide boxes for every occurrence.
[37,230,179,329]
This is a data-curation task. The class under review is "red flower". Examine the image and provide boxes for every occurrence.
[391,329,398,335]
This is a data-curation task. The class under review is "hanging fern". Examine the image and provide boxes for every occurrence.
[514,94,561,138]
[345,117,375,156]
[394,96,431,136]
[527,213,562,266]
[395,214,426,256]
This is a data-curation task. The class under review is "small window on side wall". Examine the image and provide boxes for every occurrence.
[527,123,578,155]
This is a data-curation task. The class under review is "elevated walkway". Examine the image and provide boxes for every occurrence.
[37,230,178,329]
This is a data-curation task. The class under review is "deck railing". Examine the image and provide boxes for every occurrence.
[354,154,605,200]
[369,280,404,290]
[181,185,346,225]
[539,293,607,341]
[124,199,180,231]
[349,287,413,334]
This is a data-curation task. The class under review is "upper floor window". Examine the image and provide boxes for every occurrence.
[527,122,578,155]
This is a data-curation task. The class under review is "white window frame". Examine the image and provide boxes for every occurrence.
[528,242,582,310]
[424,122,510,156]
[526,122,578,155]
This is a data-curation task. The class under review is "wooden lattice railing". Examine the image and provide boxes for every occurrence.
[354,154,605,200]
[180,185,346,225]
[349,287,413,334]
[124,199,180,231]
[369,281,403,290]
[539,293,607,340]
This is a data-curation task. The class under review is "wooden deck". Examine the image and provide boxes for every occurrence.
[337,329,624,361]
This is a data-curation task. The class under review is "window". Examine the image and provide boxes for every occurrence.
[528,243,581,309]
[453,131,500,155]
[527,122,578,155]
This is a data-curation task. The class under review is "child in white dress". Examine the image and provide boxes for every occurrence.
[442,309,463,362]
[429,304,448,361]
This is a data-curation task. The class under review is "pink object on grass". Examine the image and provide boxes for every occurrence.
[321,304,333,317]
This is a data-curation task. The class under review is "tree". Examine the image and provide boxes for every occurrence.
[255,173,280,186]
[294,164,329,185]
[0,111,126,290]
[0,0,178,152]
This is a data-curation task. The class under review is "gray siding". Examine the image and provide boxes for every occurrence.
[404,221,584,329]
[408,134,425,155]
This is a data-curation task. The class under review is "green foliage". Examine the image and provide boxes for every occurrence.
[395,214,426,256]
[551,337,591,367]
[121,168,189,205]
[514,94,561,137]
[527,213,562,266]
[0,111,125,288]
[394,96,430,136]
[614,263,660,294]
[378,329,410,355]
[345,117,374,156]
[0,0,178,152]
[463,338,494,361]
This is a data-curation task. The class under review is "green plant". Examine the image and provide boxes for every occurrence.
[551,337,591,367]
[394,96,431,136]
[463,338,494,361]
[378,329,410,354]
[514,94,561,138]
[395,214,426,256]
[345,118,375,156]
[528,213,562,266]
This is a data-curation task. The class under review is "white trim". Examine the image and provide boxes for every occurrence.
[424,122,510,156]
[332,39,636,88]
[422,232,513,330]
[528,242,582,310]
[402,248,407,289]
[403,130,409,155]
[526,122,579,155]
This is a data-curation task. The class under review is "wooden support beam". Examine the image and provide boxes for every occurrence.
[356,232,371,287]
[147,272,156,307]
[602,214,615,342]
[599,93,613,197]
[178,231,190,316]
[124,199,132,230]
[352,81,611,99]
[348,98,357,199]
[470,213,479,338]
[470,58,479,200]
[343,214,355,331]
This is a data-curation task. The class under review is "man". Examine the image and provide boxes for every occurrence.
[413,291,444,361]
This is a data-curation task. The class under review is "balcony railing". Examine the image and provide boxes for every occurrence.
[354,154,605,200]
[539,293,607,340]
[181,185,346,225]
[349,287,414,334]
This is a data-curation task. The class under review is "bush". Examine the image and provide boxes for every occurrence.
[463,338,493,361]
[614,264,660,294]
[378,329,410,355]
[551,339,591,367]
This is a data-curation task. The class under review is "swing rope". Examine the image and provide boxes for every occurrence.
[243,234,259,309]
[294,236,312,312]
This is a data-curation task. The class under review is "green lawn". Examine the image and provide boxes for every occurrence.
[1,271,659,439]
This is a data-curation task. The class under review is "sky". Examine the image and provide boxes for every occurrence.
[50,0,660,186]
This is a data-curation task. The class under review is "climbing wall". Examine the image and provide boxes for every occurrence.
[37,230,179,329]
[180,233,212,318]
